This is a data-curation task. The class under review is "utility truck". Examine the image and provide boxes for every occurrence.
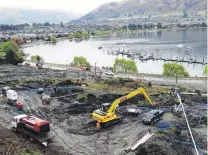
[1,87,23,110]
[11,114,54,146]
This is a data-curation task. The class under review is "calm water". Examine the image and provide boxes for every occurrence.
[24,28,207,76]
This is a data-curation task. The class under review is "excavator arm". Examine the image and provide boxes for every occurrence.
[107,87,155,114]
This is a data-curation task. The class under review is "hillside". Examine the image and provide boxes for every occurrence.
[78,0,207,21]
[0,7,82,24]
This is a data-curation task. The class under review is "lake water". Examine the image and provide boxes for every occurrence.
[24,28,207,76]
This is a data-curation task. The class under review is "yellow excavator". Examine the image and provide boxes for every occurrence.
[92,87,155,129]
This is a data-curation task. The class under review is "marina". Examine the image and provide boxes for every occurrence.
[104,48,207,65]
[23,28,207,76]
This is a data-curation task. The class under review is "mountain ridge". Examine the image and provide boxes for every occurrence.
[78,0,207,21]
[0,7,82,24]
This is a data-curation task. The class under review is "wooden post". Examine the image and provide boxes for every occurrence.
[95,63,97,76]
[176,74,178,85]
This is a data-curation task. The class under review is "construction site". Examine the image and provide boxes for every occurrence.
[0,64,207,155]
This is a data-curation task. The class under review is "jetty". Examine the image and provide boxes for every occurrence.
[105,48,207,65]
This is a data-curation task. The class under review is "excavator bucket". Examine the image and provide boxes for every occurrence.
[42,141,48,147]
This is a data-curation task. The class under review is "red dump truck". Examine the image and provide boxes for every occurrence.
[11,114,55,146]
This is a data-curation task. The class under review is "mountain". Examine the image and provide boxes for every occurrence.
[79,0,207,21]
[0,7,82,24]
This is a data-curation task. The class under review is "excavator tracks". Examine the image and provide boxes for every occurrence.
[101,117,122,128]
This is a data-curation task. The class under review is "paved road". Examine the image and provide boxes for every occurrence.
[115,74,207,92]
[34,62,207,92]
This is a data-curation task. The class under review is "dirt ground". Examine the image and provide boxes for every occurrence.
[0,65,207,155]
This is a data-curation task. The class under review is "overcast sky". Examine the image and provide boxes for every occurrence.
[0,0,122,14]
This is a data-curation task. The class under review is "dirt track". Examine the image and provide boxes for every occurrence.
[0,65,207,155]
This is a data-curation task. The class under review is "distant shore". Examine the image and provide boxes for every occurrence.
[20,27,207,48]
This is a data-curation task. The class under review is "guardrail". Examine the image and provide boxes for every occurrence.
[116,74,207,92]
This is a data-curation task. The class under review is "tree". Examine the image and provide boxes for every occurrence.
[44,22,50,26]
[183,10,188,18]
[128,24,137,30]
[162,63,189,84]
[144,24,147,29]
[11,36,25,46]
[68,35,73,39]
[203,65,208,76]
[60,22,64,28]
[113,58,137,73]
[157,22,162,29]
[201,22,207,27]
[73,32,83,38]
[31,55,43,62]
[1,41,24,64]
[71,56,90,68]
[50,36,56,41]
[82,32,90,38]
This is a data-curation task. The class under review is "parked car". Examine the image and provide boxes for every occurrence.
[104,71,114,76]
[142,110,164,125]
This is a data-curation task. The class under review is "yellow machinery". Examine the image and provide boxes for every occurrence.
[92,87,155,129]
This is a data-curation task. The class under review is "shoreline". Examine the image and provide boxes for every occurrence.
[24,60,207,78]
[19,27,207,48]
[19,27,206,77]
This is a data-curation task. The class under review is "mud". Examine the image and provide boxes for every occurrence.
[0,65,207,155]
[0,124,69,155]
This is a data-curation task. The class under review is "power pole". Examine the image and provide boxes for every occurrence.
[95,63,97,76]
[174,89,199,155]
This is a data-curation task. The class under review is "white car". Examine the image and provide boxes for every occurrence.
[104,71,114,76]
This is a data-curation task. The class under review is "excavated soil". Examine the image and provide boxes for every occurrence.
[0,65,207,155]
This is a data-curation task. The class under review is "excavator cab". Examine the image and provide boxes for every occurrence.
[100,103,113,112]
[92,87,155,129]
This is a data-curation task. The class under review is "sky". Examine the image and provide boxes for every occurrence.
[0,0,122,14]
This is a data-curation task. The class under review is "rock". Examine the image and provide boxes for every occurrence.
[41,93,51,104]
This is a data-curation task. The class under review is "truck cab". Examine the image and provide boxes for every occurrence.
[6,90,23,110]
[11,115,54,146]
[2,86,11,96]
[11,114,28,130]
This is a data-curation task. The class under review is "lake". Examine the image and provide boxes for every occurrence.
[24,28,207,77]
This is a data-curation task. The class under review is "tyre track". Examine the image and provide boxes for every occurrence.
[94,131,111,155]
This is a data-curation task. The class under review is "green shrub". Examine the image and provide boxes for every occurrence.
[104,78,126,86]
[163,63,189,83]
[2,41,24,64]
[68,35,73,39]
[113,58,138,73]
[82,32,90,38]
[203,65,208,76]
[31,55,43,62]
[73,32,83,38]
[73,32,89,38]
[50,36,56,41]
[71,56,90,67]
[19,148,40,155]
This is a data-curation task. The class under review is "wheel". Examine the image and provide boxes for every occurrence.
[4,107,10,112]
[11,127,17,133]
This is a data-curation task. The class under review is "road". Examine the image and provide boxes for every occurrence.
[30,62,207,93]
[115,74,207,92]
